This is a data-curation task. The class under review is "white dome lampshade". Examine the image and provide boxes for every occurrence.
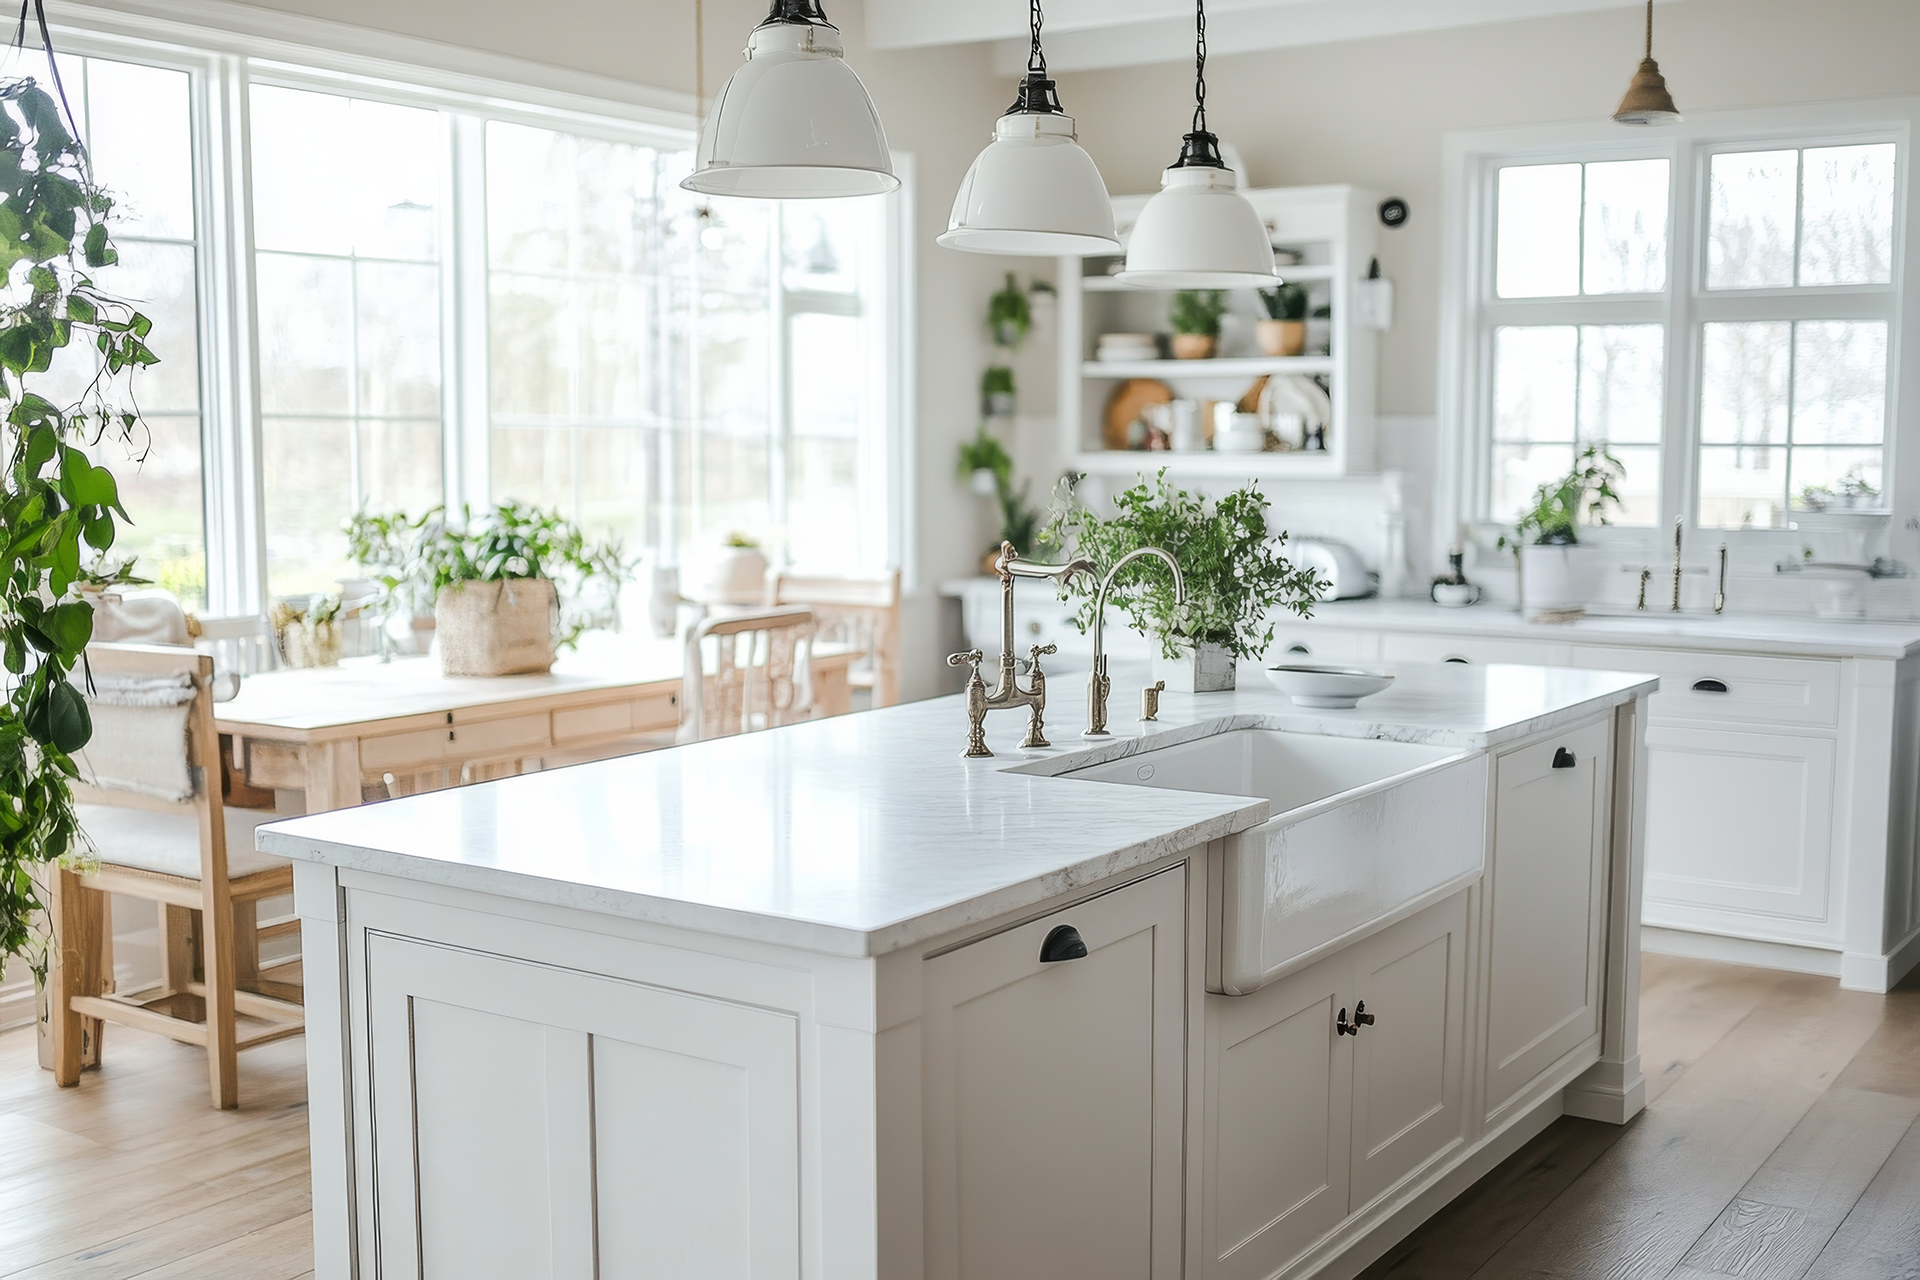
[939,28,1118,254]
[1116,133,1276,288]
[682,0,898,200]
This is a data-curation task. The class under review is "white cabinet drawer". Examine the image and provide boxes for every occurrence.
[1269,628,1382,666]
[1381,633,1567,667]
[1571,646,1839,728]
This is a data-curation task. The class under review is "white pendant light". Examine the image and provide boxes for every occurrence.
[939,0,1118,255]
[1612,0,1682,125]
[682,0,898,200]
[1115,0,1275,288]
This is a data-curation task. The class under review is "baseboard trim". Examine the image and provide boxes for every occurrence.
[1840,922,1920,994]
[1641,926,1842,978]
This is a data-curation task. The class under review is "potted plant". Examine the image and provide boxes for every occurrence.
[1499,445,1626,620]
[1168,289,1227,359]
[982,273,1031,417]
[981,365,1017,419]
[271,592,345,667]
[958,428,1046,573]
[707,530,770,604]
[347,508,440,652]
[348,503,629,675]
[1045,471,1323,691]
[1255,283,1308,356]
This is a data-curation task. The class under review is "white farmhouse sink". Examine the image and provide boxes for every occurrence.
[1065,731,1488,994]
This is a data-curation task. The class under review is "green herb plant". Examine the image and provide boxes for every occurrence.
[1169,289,1228,337]
[1044,471,1324,661]
[347,502,631,650]
[0,65,159,985]
[987,272,1031,350]
[1257,283,1309,321]
[956,428,1045,558]
[1500,445,1627,548]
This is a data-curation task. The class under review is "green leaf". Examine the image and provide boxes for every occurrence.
[45,681,91,755]
[59,447,118,509]
[82,510,114,553]
[44,602,93,653]
[82,221,114,269]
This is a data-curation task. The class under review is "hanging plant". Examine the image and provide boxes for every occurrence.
[0,24,158,985]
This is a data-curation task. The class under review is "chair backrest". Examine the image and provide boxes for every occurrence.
[681,606,815,741]
[73,643,231,880]
[193,613,278,677]
[766,569,902,707]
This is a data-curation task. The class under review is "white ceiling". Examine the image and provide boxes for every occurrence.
[862,0,1665,74]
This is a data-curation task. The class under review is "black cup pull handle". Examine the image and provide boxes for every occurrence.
[1552,747,1576,769]
[1040,924,1089,963]
[1693,678,1729,693]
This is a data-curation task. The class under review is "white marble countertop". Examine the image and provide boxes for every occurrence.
[1304,598,1920,660]
[260,663,1655,958]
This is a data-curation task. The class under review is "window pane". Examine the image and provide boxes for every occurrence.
[105,239,200,413]
[1700,322,1790,445]
[490,274,571,418]
[1605,445,1661,526]
[1790,446,1883,511]
[359,419,443,513]
[85,415,206,607]
[1493,326,1576,442]
[1492,442,1575,523]
[1800,143,1895,286]
[1496,164,1581,298]
[1707,150,1798,289]
[251,85,441,260]
[1700,446,1787,529]
[1578,325,1664,445]
[1582,159,1668,294]
[783,203,865,294]
[357,261,442,418]
[263,416,354,593]
[1793,320,1886,445]
[257,253,352,415]
[487,123,574,272]
[83,59,194,241]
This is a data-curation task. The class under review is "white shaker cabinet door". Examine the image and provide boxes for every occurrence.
[1204,951,1352,1280]
[1485,717,1610,1120]
[921,866,1187,1280]
[1346,891,1471,1210]
[363,933,800,1280]
[1642,725,1836,922]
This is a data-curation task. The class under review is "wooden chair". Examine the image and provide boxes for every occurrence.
[681,606,816,741]
[766,568,902,707]
[192,612,277,678]
[50,643,303,1110]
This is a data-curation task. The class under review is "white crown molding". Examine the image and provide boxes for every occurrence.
[40,0,695,132]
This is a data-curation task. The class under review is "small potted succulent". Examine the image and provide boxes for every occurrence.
[1045,471,1323,691]
[1255,283,1308,356]
[1499,445,1626,620]
[1168,289,1227,360]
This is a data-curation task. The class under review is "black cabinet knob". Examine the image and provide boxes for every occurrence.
[1692,678,1729,693]
[1552,747,1576,769]
[1354,1000,1375,1027]
[1336,1007,1358,1036]
[1040,924,1089,963]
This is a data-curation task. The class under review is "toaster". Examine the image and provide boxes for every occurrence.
[1293,538,1377,600]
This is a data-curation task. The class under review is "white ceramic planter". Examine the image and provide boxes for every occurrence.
[705,546,770,605]
[1519,544,1599,619]
[1155,640,1236,693]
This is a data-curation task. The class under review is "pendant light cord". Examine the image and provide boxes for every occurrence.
[1644,0,1654,58]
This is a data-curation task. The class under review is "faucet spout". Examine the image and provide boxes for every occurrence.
[1085,546,1186,738]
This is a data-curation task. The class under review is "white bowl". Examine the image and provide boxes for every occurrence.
[1264,664,1395,709]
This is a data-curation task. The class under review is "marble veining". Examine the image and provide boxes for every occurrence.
[1307,598,1920,659]
[261,662,1654,956]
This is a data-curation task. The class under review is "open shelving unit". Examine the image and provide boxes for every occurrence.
[1058,184,1384,483]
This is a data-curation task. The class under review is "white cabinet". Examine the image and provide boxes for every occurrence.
[1485,717,1610,1121]
[921,867,1187,1280]
[360,931,801,1279]
[1204,891,1470,1280]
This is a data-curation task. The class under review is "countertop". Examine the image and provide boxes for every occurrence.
[260,662,1656,958]
[1303,598,1920,660]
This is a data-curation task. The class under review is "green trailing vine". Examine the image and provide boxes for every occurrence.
[0,63,157,985]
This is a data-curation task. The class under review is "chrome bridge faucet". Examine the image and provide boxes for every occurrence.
[1084,547,1186,738]
[946,541,1093,758]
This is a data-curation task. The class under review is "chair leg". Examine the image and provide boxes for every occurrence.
[198,886,240,1110]
[48,869,107,1086]
[232,899,261,993]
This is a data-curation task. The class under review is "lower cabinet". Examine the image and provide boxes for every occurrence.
[1485,716,1610,1119]
[1204,890,1470,1280]
[361,931,802,1280]
[920,866,1188,1280]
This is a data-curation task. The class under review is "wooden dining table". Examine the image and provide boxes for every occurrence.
[216,635,854,814]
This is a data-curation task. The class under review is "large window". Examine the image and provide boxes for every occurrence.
[1455,112,1906,538]
[45,24,907,617]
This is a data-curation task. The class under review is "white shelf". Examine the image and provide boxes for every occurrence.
[1082,356,1333,379]
[1080,264,1337,292]
[1070,450,1350,479]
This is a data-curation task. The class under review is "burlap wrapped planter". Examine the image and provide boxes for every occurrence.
[434,578,557,676]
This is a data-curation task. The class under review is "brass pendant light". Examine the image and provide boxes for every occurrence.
[1613,0,1681,126]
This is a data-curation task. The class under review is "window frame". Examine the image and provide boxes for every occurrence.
[43,7,915,615]
[1441,100,1920,554]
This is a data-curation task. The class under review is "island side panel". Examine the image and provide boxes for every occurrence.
[1566,693,1648,1124]
[291,857,358,1279]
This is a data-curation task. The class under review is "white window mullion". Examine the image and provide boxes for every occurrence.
[1664,139,1701,531]
[447,113,490,512]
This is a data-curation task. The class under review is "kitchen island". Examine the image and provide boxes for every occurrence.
[266,661,1655,1280]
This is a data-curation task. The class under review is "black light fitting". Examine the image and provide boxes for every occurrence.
[1005,0,1065,116]
[1170,0,1227,170]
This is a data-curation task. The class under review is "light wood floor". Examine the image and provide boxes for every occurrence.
[0,952,1914,1279]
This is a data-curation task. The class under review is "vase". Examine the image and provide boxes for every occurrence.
[705,545,770,605]
[1155,640,1236,693]
[435,578,557,676]
[1170,333,1216,360]
[1255,319,1306,357]
[1518,544,1598,620]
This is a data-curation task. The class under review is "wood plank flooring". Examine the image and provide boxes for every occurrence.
[0,951,1913,1279]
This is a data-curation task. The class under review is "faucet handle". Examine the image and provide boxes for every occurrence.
[947,649,985,679]
[1027,642,1057,674]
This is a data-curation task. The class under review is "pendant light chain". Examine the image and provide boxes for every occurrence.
[1191,0,1209,140]
[1028,0,1046,77]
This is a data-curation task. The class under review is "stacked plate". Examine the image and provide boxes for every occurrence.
[1097,333,1159,363]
